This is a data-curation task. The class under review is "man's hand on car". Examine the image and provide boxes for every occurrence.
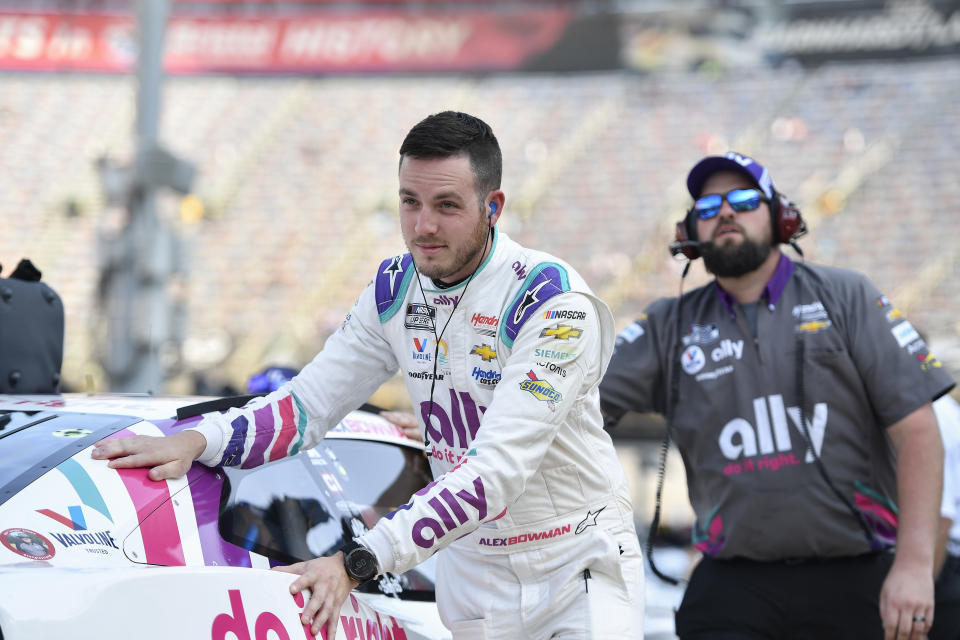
[91,430,207,481]
[379,410,422,442]
[274,554,356,639]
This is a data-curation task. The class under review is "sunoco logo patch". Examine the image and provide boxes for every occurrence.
[519,370,562,410]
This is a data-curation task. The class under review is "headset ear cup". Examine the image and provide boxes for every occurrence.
[674,218,700,260]
[771,192,805,244]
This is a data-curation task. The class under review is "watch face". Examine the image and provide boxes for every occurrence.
[346,547,378,582]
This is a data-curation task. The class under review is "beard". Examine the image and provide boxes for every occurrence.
[700,234,772,278]
[409,215,490,282]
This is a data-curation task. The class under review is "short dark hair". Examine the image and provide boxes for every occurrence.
[399,111,502,203]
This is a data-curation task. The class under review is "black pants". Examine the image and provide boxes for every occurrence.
[930,554,960,640]
[675,553,894,640]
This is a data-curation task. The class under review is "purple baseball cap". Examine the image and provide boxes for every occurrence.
[686,152,775,200]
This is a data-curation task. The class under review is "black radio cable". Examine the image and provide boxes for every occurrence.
[414,225,493,455]
[646,260,692,587]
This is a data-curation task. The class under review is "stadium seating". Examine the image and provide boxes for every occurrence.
[1,57,957,390]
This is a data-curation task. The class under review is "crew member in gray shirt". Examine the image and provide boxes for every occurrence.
[600,152,954,640]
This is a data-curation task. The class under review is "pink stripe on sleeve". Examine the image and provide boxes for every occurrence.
[267,394,297,462]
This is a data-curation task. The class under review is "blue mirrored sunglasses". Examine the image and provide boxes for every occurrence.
[693,188,768,220]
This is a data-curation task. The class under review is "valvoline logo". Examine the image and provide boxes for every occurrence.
[413,338,447,364]
[36,505,87,530]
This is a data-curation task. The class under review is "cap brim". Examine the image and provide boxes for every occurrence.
[687,156,769,199]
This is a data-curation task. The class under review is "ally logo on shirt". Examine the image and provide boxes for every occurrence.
[716,394,828,474]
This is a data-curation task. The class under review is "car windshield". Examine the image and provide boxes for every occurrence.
[218,437,435,597]
[0,410,138,505]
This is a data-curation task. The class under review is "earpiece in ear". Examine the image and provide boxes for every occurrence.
[489,202,497,217]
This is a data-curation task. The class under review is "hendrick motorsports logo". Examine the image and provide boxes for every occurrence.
[519,371,562,410]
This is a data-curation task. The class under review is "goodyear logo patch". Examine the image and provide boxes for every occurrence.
[519,371,563,410]
[540,325,582,341]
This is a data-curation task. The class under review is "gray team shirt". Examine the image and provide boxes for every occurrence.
[600,254,955,560]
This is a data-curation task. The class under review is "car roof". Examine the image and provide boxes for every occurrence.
[0,393,423,449]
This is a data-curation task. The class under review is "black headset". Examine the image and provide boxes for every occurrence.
[671,190,807,260]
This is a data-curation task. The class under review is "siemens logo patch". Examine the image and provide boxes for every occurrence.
[534,348,575,361]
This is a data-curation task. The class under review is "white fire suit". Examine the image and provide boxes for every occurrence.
[189,229,644,639]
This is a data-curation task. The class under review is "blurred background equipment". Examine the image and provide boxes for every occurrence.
[93,0,195,393]
[0,259,64,393]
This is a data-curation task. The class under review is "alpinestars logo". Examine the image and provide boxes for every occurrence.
[514,280,551,324]
[575,506,605,534]
[382,255,404,290]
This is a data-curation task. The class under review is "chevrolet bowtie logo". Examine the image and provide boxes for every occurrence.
[796,320,829,333]
[540,325,582,340]
[471,344,498,362]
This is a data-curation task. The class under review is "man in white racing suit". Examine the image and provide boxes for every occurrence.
[94,111,644,640]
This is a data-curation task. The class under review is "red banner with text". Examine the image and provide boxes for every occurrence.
[0,10,574,73]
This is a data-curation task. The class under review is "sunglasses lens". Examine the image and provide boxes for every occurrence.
[727,189,761,212]
[694,195,722,219]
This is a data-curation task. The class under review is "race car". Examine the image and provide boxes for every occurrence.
[0,393,449,640]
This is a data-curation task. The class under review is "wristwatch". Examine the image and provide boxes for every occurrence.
[340,539,379,585]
